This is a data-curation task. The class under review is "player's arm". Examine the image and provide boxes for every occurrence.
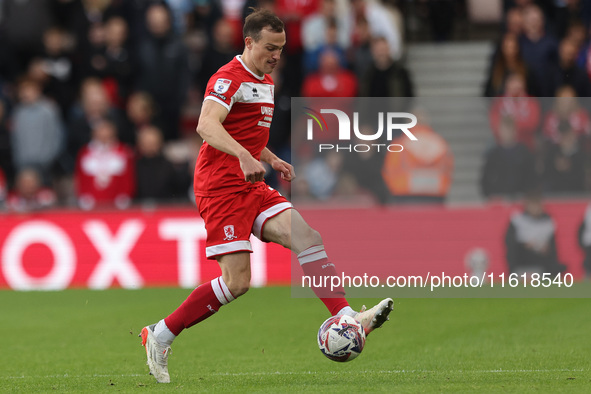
[196,99,266,183]
[260,147,296,182]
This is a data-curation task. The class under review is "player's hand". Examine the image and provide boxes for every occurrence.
[271,158,296,182]
[239,152,266,183]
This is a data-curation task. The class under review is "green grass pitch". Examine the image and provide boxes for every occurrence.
[0,287,590,392]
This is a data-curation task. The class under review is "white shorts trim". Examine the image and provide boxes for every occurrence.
[206,240,252,258]
[252,202,293,239]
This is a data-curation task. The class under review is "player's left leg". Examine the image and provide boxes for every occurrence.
[261,208,349,315]
[261,209,393,334]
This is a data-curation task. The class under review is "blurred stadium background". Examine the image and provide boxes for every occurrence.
[0,0,590,290]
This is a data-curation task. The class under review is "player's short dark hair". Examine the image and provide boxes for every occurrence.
[243,8,284,42]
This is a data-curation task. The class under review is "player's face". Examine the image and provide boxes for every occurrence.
[248,28,285,75]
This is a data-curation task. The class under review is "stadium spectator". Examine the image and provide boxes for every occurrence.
[547,38,591,97]
[481,115,538,200]
[6,168,57,212]
[359,36,414,98]
[303,16,348,73]
[542,122,586,194]
[505,192,566,275]
[504,7,524,36]
[124,91,159,146]
[518,4,558,97]
[1,0,57,72]
[484,33,538,97]
[578,202,591,277]
[196,18,239,96]
[542,86,591,145]
[59,0,119,59]
[382,122,454,204]
[349,0,402,61]
[37,27,76,117]
[162,0,196,35]
[488,73,541,150]
[11,77,64,182]
[135,3,189,140]
[349,15,372,80]
[135,125,183,202]
[275,0,319,70]
[301,0,351,56]
[75,119,135,210]
[301,49,358,97]
[76,19,108,83]
[565,21,586,51]
[302,151,343,201]
[340,125,391,204]
[100,16,135,106]
[547,0,589,40]
[576,23,591,80]
[0,99,12,184]
[67,77,125,166]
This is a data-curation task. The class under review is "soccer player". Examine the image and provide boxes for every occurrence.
[140,9,393,383]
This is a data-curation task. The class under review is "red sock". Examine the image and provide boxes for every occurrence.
[298,245,350,315]
[164,276,235,336]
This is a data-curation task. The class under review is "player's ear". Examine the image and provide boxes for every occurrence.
[245,36,254,50]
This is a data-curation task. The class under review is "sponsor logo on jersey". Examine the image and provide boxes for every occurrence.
[208,91,227,101]
[223,225,237,240]
[252,87,259,97]
[214,78,232,94]
[261,106,274,116]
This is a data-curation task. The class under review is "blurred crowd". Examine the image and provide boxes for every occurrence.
[0,0,414,211]
[0,0,590,213]
[482,0,591,201]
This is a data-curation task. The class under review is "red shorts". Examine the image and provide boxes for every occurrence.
[196,184,292,259]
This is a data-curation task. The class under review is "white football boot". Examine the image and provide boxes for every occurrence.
[354,298,394,336]
[140,324,171,383]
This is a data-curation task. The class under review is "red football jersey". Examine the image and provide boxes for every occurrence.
[195,56,275,197]
[75,141,135,205]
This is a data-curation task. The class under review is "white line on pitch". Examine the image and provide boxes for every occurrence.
[1,369,585,380]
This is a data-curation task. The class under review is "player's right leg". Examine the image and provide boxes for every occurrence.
[140,252,251,383]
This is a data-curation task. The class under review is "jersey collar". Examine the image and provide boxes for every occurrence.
[236,55,265,80]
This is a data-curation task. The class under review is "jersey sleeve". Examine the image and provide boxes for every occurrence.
[204,72,241,111]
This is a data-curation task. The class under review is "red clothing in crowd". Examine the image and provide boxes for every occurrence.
[275,0,319,54]
[301,69,358,98]
[75,141,135,208]
[7,188,56,212]
[542,109,591,143]
[489,96,541,150]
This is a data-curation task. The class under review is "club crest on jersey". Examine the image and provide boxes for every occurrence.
[223,225,237,240]
[214,78,232,94]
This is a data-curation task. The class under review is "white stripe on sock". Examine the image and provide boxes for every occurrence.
[297,245,325,258]
[211,276,234,305]
[218,276,235,302]
[297,246,328,265]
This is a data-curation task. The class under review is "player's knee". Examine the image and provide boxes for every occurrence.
[227,276,250,297]
[275,227,292,248]
[306,227,323,246]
